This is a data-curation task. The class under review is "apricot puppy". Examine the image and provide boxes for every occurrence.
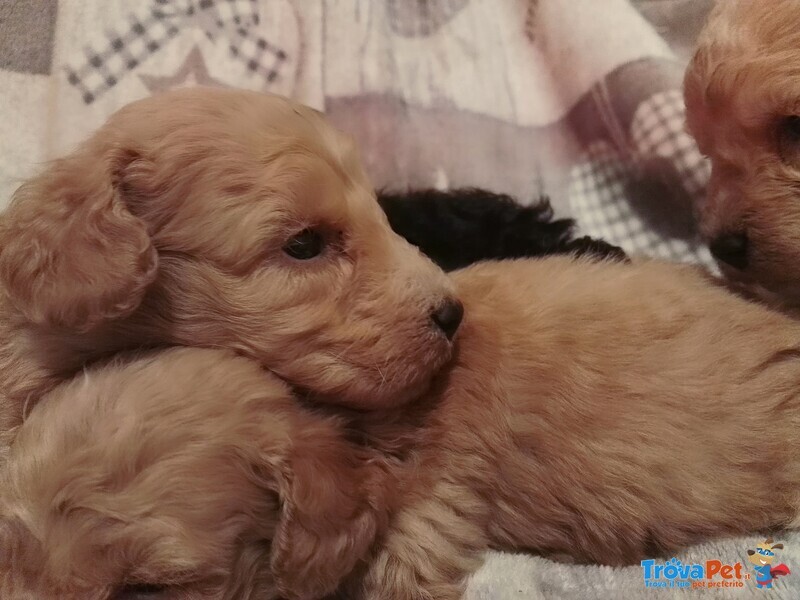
[685,0,800,302]
[0,88,459,463]
[0,347,394,600]
[5,87,799,600]
[348,257,800,600]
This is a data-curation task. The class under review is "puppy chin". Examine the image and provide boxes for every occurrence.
[326,380,433,410]
[310,346,454,410]
[363,363,450,409]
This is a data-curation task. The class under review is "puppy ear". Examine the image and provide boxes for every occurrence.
[270,420,393,600]
[0,143,157,331]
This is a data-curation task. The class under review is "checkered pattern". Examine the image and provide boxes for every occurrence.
[631,89,710,201]
[65,0,288,104]
[568,89,714,267]
[569,140,714,266]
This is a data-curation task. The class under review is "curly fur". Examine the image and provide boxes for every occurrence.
[0,145,158,332]
[0,90,621,466]
[0,348,397,600]
[345,257,800,599]
[7,256,800,600]
[0,87,459,467]
[2,88,800,600]
[378,188,627,271]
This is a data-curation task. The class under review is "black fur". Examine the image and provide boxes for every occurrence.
[378,187,627,271]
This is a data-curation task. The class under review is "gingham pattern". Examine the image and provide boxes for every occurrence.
[65,0,287,104]
[631,89,710,201]
[568,140,714,265]
[568,89,714,266]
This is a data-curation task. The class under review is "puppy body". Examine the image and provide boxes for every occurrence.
[685,0,800,301]
[1,347,395,600]
[351,257,800,599]
[8,257,798,600]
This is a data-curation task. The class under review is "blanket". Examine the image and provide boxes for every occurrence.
[1,0,797,597]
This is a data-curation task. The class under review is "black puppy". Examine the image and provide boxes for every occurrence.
[378,187,627,271]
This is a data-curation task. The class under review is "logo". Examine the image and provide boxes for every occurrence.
[641,538,792,590]
[641,557,746,589]
[746,538,791,589]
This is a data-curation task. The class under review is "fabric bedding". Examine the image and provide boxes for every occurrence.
[1,0,797,597]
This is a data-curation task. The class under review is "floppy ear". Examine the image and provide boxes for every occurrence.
[772,543,784,550]
[270,419,394,600]
[0,143,157,332]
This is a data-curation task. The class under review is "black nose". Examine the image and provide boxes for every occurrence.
[431,299,463,340]
[709,232,748,270]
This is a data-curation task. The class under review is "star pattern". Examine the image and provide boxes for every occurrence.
[139,46,226,93]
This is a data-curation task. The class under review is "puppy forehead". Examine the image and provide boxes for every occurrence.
[180,146,382,263]
[218,119,381,233]
[118,87,357,163]
[119,89,384,247]
[258,150,380,225]
[690,0,800,125]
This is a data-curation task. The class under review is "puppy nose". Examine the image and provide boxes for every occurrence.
[709,232,748,270]
[431,299,463,340]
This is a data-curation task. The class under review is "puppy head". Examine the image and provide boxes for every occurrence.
[0,348,388,600]
[0,88,458,408]
[684,0,800,300]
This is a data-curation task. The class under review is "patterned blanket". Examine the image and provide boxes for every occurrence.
[1,0,713,264]
[1,0,797,597]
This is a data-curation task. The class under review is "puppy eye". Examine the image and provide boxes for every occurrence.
[113,583,167,599]
[777,115,800,162]
[283,228,324,260]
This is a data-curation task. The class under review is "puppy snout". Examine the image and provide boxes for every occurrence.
[709,232,748,270]
[431,298,463,340]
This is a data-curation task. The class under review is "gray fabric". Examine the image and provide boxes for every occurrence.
[467,534,800,599]
[0,0,57,74]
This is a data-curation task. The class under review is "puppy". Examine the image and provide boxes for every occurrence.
[684,0,800,302]
[5,89,800,599]
[0,347,395,600]
[377,188,627,271]
[347,256,800,599]
[0,87,460,463]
